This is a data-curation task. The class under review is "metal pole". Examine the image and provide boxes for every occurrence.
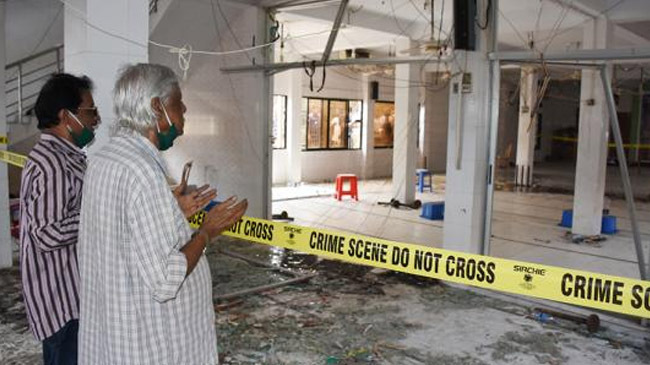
[320,0,348,64]
[17,64,22,124]
[491,47,650,62]
[633,68,643,165]
[482,0,500,255]
[483,60,501,255]
[599,66,647,281]
[56,47,61,73]
[222,54,450,74]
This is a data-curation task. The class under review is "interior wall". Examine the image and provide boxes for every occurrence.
[6,0,63,64]
[150,0,269,217]
[272,66,395,184]
[540,80,581,162]
[422,72,449,173]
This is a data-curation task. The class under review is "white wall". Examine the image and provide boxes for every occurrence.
[272,66,395,184]
[272,149,288,183]
[422,73,449,173]
[6,0,63,64]
[150,0,270,217]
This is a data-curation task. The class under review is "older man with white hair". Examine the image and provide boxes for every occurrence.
[78,63,247,364]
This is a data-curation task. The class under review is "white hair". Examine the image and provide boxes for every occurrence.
[112,63,179,135]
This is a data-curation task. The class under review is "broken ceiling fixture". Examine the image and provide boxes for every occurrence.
[345,64,394,76]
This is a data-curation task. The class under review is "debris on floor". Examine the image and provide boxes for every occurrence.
[563,231,607,246]
[1,237,649,365]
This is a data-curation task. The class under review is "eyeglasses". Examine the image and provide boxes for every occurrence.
[76,106,99,117]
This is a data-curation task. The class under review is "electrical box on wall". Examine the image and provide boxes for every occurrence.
[461,72,472,93]
[452,73,473,94]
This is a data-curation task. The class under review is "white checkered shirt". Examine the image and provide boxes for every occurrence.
[78,132,217,365]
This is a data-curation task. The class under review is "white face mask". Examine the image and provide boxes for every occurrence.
[158,104,174,132]
[67,110,85,128]
[65,110,95,148]
[156,104,179,151]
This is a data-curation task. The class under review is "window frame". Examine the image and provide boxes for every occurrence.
[272,94,288,150]
[373,100,395,149]
[303,97,363,151]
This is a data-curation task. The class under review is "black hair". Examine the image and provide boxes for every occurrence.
[34,73,94,130]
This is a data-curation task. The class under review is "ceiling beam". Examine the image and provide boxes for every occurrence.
[491,47,650,62]
[221,54,449,74]
[280,5,424,38]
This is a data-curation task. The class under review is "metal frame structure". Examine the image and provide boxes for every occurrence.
[222,54,450,74]
[485,51,650,281]
[225,0,649,283]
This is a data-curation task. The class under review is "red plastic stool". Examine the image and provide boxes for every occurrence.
[335,174,358,201]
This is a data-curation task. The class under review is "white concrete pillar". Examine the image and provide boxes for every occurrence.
[64,0,148,154]
[514,67,539,187]
[362,75,375,179]
[287,68,303,185]
[0,2,12,268]
[573,18,611,236]
[392,38,419,203]
[443,0,495,253]
[442,52,491,253]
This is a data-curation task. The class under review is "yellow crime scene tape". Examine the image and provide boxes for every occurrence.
[189,211,650,319]
[3,149,650,318]
[552,136,650,150]
[0,150,28,168]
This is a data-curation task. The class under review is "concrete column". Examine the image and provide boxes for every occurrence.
[443,0,495,253]
[362,74,375,179]
[422,72,449,173]
[514,66,539,187]
[573,18,611,236]
[628,72,643,164]
[0,2,12,268]
[64,0,148,154]
[287,68,303,185]
[392,38,419,203]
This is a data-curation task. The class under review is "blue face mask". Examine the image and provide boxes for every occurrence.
[156,105,179,151]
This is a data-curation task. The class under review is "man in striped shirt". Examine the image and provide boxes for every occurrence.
[19,73,99,365]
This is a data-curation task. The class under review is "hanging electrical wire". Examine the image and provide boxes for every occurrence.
[207,0,266,167]
[541,1,572,53]
[212,0,253,62]
[536,0,627,47]
[499,9,534,51]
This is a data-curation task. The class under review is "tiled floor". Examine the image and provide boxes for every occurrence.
[272,177,650,280]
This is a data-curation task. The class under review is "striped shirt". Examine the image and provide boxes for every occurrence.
[78,132,217,365]
[19,133,86,341]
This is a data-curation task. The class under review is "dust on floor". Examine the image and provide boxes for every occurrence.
[1,237,649,365]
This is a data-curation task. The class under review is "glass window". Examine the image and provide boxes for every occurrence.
[374,101,395,148]
[328,100,347,149]
[348,100,363,150]
[300,98,308,150]
[304,98,363,151]
[272,95,287,149]
[307,99,327,149]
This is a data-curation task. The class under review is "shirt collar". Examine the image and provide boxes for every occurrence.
[41,133,85,157]
[129,133,169,176]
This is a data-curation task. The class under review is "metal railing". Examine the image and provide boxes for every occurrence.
[5,45,63,124]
